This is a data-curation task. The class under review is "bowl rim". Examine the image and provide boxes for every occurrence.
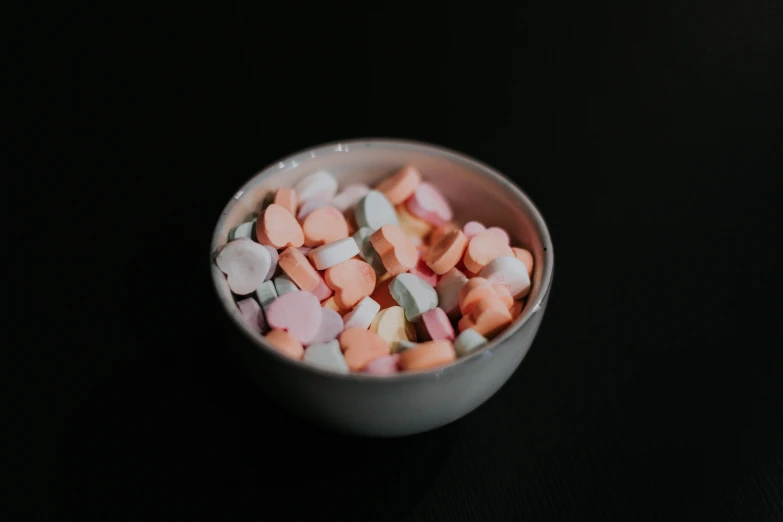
[210,138,554,381]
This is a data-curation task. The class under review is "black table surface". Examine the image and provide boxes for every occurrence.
[34,1,782,521]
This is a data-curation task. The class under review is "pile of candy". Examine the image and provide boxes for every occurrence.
[215,166,534,375]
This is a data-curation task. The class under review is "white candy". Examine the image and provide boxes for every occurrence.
[309,237,360,270]
[331,184,370,212]
[342,296,381,330]
[215,238,272,295]
[256,280,278,311]
[229,219,256,241]
[296,199,330,221]
[355,190,398,231]
[436,268,469,318]
[454,328,487,357]
[479,256,531,299]
[294,171,338,201]
[303,340,349,374]
[273,274,299,296]
[389,273,438,322]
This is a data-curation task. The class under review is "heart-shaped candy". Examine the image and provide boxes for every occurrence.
[256,204,305,249]
[370,224,418,276]
[457,296,512,338]
[215,238,272,295]
[389,273,438,321]
[265,290,322,344]
[305,307,344,346]
[324,258,376,310]
[405,182,453,225]
[338,328,390,371]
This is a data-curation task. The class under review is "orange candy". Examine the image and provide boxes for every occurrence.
[370,276,398,310]
[370,224,418,276]
[256,204,305,249]
[492,284,514,309]
[278,246,320,292]
[459,277,497,315]
[510,299,525,319]
[512,247,534,277]
[375,166,421,205]
[339,328,390,371]
[458,296,512,338]
[428,222,459,246]
[423,229,468,275]
[264,329,304,359]
[273,188,298,215]
[463,233,513,274]
[302,206,349,247]
[325,258,377,309]
[398,340,456,371]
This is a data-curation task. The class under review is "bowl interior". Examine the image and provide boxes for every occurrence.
[211,140,553,373]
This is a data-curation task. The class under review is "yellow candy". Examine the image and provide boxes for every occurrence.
[396,205,432,238]
[369,306,416,351]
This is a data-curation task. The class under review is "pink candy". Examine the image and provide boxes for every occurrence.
[462,221,510,244]
[266,290,322,344]
[409,256,439,287]
[421,307,455,341]
[306,308,344,346]
[312,272,334,301]
[237,297,268,334]
[405,182,453,225]
[362,353,400,375]
[462,221,486,239]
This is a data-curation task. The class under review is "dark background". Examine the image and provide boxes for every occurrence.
[29,0,783,520]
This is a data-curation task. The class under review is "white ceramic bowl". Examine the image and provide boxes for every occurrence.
[210,139,554,437]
